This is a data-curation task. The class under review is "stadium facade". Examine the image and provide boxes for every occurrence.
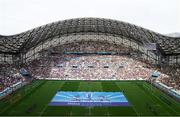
[0,18,180,66]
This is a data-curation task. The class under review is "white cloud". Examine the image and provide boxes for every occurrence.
[0,0,179,35]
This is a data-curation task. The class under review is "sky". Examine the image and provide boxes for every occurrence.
[0,0,179,35]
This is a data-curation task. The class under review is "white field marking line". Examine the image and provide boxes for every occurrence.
[88,107,91,116]
[69,111,73,116]
[94,81,103,91]
[39,81,64,116]
[1,101,28,114]
[39,103,49,116]
[105,111,110,117]
[14,102,28,107]
[106,106,111,117]
[77,81,83,91]
[131,104,140,117]
[10,110,21,113]
[159,112,171,114]
[115,82,140,116]
[144,83,178,114]
[99,83,111,116]
[152,90,178,113]
[153,104,161,107]
[139,84,169,115]
[136,83,164,112]
[100,82,103,91]
[69,81,82,115]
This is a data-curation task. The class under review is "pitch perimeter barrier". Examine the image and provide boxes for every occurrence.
[0,81,25,99]
[152,81,180,102]
[0,80,46,115]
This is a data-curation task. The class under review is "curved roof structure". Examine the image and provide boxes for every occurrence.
[0,18,179,55]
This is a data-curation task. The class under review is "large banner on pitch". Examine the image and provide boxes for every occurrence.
[49,91,129,106]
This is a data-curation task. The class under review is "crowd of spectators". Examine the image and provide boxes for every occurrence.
[55,41,131,54]
[0,64,26,92]
[0,41,179,93]
[1,54,179,93]
[25,54,153,81]
[21,41,180,92]
[48,55,154,80]
[156,65,180,91]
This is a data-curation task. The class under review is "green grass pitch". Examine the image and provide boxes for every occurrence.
[0,80,180,116]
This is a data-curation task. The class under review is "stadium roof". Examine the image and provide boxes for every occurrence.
[0,18,180,56]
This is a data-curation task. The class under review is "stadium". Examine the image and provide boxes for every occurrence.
[0,18,180,116]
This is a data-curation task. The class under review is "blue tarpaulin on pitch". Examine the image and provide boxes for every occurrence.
[49,91,129,107]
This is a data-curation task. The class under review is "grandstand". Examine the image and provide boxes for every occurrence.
[0,18,180,116]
